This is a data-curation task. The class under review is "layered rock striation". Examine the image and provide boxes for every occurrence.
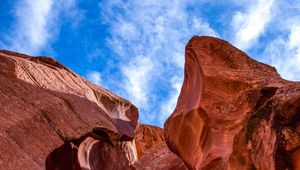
[0,50,140,169]
[1,35,300,170]
[0,50,170,170]
[164,36,300,170]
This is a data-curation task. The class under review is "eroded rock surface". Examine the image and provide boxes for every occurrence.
[164,36,300,170]
[0,50,138,140]
[135,123,165,158]
[0,50,183,170]
[132,143,187,170]
[0,50,139,169]
[2,35,300,170]
[46,132,137,170]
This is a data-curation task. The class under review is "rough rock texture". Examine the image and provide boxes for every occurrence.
[132,124,188,169]
[2,35,300,170]
[135,123,165,158]
[132,143,187,170]
[0,50,138,140]
[0,50,140,169]
[164,36,300,170]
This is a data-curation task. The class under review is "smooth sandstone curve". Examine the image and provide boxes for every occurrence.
[164,36,300,170]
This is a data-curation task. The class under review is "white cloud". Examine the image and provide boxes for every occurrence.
[86,71,102,85]
[101,0,218,125]
[288,25,300,63]
[289,30,300,48]
[1,0,80,55]
[264,24,300,81]
[9,0,54,55]
[231,0,274,50]
[121,56,154,109]
[159,76,182,124]
[252,0,300,81]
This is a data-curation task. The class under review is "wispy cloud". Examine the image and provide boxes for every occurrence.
[121,56,154,109]
[252,0,300,81]
[1,0,299,127]
[86,70,102,85]
[100,0,218,125]
[7,0,54,55]
[264,24,300,81]
[1,0,81,55]
[159,75,182,123]
[231,0,275,50]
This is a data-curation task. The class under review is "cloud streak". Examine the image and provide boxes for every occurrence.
[1,0,80,55]
[7,0,54,55]
[231,0,274,50]
[101,0,218,125]
[86,70,102,85]
[2,0,299,127]
[264,24,300,81]
[122,56,154,109]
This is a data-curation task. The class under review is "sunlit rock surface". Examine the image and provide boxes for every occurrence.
[1,35,300,170]
[0,50,186,170]
[164,36,300,170]
[0,50,140,169]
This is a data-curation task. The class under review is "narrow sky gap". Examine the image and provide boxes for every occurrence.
[0,0,300,126]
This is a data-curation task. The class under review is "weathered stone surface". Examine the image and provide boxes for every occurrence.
[46,133,137,170]
[135,123,165,158]
[132,143,188,170]
[2,35,300,170]
[0,50,139,169]
[0,50,138,140]
[164,36,300,170]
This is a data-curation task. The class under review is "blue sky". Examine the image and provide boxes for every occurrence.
[1,0,300,126]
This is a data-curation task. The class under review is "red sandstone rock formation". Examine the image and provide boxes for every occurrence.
[1,35,300,170]
[0,50,184,170]
[164,36,300,170]
[132,143,187,170]
[132,123,188,169]
[0,50,139,169]
[135,123,165,158]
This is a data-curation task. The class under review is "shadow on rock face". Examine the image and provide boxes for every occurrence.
[45,130,133,170]
[45,141,81,170]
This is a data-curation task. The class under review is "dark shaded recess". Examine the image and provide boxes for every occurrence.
[45,142,81,170]
[46,130,114,170]
[46,120,136,170]
[245,87,278,142]
[92,128,113,145]
[280,98,300,128]
[273,115,295,170]
[244,86,294,170]
[273,128,293,170]
[243,86,298,169]
[112,118,136,141]
[273,92,300,169]
[257,87,278,106]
